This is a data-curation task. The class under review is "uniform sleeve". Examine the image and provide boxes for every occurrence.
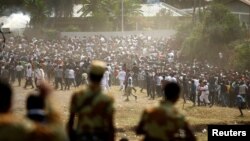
[69,92,78,114]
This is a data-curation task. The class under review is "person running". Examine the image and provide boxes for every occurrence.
[124,73,137,101]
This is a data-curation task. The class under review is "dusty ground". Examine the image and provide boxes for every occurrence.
[11,81,250,141]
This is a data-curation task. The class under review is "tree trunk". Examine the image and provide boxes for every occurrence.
[192,0,196,23]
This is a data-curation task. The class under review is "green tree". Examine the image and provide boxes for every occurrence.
[79,0,100,17]
[163,0,208,9]
[203,3,242,44]
[0,0,24,15]
[79,0,141,31]
[233,40,250,70]
[24,0,49,27]
[115,0,142,30]
[180,3,243,62]
[44,0,74,17]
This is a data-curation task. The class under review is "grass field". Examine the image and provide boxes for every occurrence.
[11,82,250,141]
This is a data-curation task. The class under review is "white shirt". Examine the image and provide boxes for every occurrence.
[168,76,177,83]
[138,71,145,80]
[101,71,109,86]
[101,71,110,89]
[16,65,24,72]
[127,76,133,87]
[200,85,209,95]
[117,70,126,81]
[156,76,163,86]
[165,76,171,81]
[26,68,33,77]
[35,68,45,80]
[107,66,112,72]
[68,69,75,79]
[104,71,110,81]
[194,79,199,87]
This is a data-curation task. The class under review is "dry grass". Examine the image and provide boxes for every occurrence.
[11,82,250,141]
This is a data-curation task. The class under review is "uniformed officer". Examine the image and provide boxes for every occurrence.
[26,81,68,141]
[136,82,196,141]
[67,60,115,141]
[0,78,33,141]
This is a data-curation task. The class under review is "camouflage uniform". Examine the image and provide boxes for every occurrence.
[70,86,115,141]
[68,60,115,141]
[0,114,33,141]
[136,101,191,141]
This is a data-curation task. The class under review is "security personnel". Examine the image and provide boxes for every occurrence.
[67,60,115,141]
[136,82,196,141]
[26,81,68,141]
[0,78,33,141]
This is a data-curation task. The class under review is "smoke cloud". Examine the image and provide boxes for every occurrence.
[0,12,30,29]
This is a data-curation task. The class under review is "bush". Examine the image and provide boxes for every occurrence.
[179,3,243,63]
[233,40,250,70]
[65,25,81,32]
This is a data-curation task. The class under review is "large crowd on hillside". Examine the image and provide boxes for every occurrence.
[0,34,249,108]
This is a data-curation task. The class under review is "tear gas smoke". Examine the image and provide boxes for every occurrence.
[0,12,30,29]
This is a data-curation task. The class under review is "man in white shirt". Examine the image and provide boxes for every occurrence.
[106,64,112,87]
[155,73,163,97]
[24,65,34,89]
[117,69,126,91]
[34,65,45,87]
[124,74,137,101]
[67,68,76,90]
[101,69,110,91]
[199,80,210,106]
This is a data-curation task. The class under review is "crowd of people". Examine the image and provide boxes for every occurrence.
[0,60,196,141]
[0,34,249,109]
[0,33,249,141]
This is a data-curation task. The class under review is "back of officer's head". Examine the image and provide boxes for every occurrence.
[164,82,181,103]
[0,79,13,113]
[88,60,106,83]
[26,94,46,122]
[26,94,45,111]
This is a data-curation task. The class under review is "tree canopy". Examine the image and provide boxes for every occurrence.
[0,0,141,30]
[79,0,141,30]
[180,2,243,63]
[232,40,250,70]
